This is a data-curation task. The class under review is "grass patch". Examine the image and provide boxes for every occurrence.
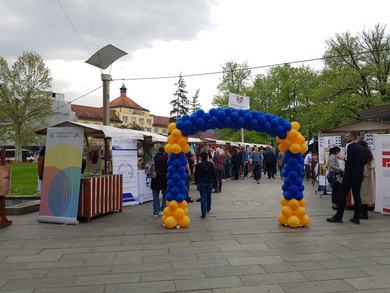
[7,163,38,196]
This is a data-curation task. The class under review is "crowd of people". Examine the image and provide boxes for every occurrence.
[150,143,284,219]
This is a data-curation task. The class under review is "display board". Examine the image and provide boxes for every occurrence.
[112,138,139,206]
[137,170,153,203]
[374,134,390,215]
[38,127,84,224]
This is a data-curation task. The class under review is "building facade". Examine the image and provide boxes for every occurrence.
[71,104,122,126]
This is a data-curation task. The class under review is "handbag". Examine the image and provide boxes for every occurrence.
[326,171,337,186]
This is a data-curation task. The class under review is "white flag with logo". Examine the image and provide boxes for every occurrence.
[228,93,250,110]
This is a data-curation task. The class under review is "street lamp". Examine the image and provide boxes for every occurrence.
[85,44,127,125]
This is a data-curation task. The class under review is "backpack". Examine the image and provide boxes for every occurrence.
[145,160,157,179]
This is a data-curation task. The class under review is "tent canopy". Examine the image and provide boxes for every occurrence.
[321,120,390,135]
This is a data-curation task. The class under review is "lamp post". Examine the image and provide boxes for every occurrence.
[85,44,127,126]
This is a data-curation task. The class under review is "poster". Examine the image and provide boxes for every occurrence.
[112,138,139,206]
[318,135,343,191]
[374,134,390,215]
[38,127,84,224]
[228,92,250,110]
[365,133,375,151]
[138,170,153,203]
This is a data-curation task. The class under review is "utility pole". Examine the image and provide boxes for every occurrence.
[241,128,244,143]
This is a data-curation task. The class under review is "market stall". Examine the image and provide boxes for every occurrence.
[36,121,161,223]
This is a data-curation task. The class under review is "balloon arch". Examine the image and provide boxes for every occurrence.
[162,107,310,229]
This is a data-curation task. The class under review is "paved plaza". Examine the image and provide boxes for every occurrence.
[1,178,390,293]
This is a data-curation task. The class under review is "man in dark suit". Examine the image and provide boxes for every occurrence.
[151,147,168,217]
[327,132,365,224]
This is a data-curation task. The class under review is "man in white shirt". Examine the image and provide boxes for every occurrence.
[304,151,312,179]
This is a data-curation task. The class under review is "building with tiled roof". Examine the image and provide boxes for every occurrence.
[71,104,122,126]
[109,84,169,133]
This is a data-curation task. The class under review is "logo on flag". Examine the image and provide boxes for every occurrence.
[228,93,250,110]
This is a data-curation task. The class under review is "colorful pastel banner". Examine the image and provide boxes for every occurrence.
[38,127,84,224]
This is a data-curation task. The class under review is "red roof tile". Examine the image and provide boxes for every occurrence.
[71,104,122,122]
[110,88,149,111]
[152,115,170,127]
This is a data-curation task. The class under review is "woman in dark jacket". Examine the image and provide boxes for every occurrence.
[213,148,224,193]
[195,152,216,219]
[151,147,168,217]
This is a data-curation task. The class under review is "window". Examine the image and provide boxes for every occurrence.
[122,115,128,122]
[147,119,152,125]
[139,118,144,124]
[131,117,136,122]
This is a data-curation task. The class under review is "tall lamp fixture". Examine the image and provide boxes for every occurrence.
[85,44,127,125]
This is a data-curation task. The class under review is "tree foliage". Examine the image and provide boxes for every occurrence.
[190,89,201,114]
[0,51,52,162]
[170,74,189,121]
[212,24,389,143]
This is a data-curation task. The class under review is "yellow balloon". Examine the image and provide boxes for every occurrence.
[297,134,305,144]
[299,199,305,207]
[168,200,179,210]
[179,201,187,208]
[161,215,166,223]
[173,208,185,220]
[171,129,182,138]
[287,215,300,228]
[164,144,172,154]
[288,199,299,210]
[283,139,293,146]
[168,122,176,132]
[290,144,301,154]
[164,216,177,229]
[294,207,306,218]
[178,215,191,228]
[183,207,189,215]
[301,144,308,154]
[182,144,190,153]
[278,144,288,153]
[278,213,287,225]
[300,215,310,226]
[287,129,298,139]
[276,137,282,143]
[163,207,173,217]
[281,206,293,217]
[171,144,182,154]
[291,121,300,130]
[280,198,289,206]
[177,137,188,147]
[167,135,176,144]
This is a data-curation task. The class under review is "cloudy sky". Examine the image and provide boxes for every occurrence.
[1,0,389,116]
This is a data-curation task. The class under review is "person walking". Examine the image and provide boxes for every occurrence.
[277,151,284,178]
[251,147,262,184]
[326,147,343,210]
[241,147,249,179]
[194,152,216,219]
[223,150,231,180]
[263,147,277,179]
[304,151,312,179]
[151,147,168,217]
[327,132,365,224]
[358,140,375,219]
[37,146,46,195]
[213,148,224,193]
[231,148,242,180]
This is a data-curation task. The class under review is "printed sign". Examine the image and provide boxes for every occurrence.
[374,134,390,215]
[228,93,250,110]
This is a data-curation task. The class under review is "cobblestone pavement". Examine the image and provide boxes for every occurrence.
[1,178,390,292]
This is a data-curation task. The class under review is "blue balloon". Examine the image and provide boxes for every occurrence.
[231,111,239,121]
[171,187,179,195]
[265,113,273,121]
[168,165,176,174]
[181,172,188,180]
[295,178,303,186]
[252,111,259,119]
[288,170,298,180]
[184,120,193,130]
[172,173,181,182]
[224,116,232,127]
[176,193,185,202]
[176,120,184,131]
[283,191,293,200]
[179,152,186,160]
[282,169,289,177]
[166,193,174,201]
[237,117,245,127]
[278,132,287,139]
[294,192,304,200]
[271,118,279,127]
[288,158,298,166]
[180,186,188,194]
[299,185,305,192]
[210,117,218,128]
[195,109,205,118]
[282,184,289,191]
[284,177,292,186]
[190,114,198,124]
[181,159,188,166]
[178,166,186,174]
[172,159,181,168]
[263,122,271,130]
[283,122,292,132]
[225,108,232,116]
[250,119,258,129]
[276,125,284,134]
[289,184,299,194]
[209,108,217,117]
[257,115,265,124]
[244,112,252,122]
[217,110,225,121]
[203,113,210,123]
[238,109,245,117]
[197,118,205,129]
[182,114,190,121]
[278,117,285,125]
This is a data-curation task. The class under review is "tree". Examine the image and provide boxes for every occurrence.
[0,52,52,162]
[190,89,201,113]
[323,23,390,118]
[213,61,251,107]
[170,74,189,121]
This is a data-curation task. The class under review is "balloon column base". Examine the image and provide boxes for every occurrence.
[162,200,191,229]
[278,198,310,228]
